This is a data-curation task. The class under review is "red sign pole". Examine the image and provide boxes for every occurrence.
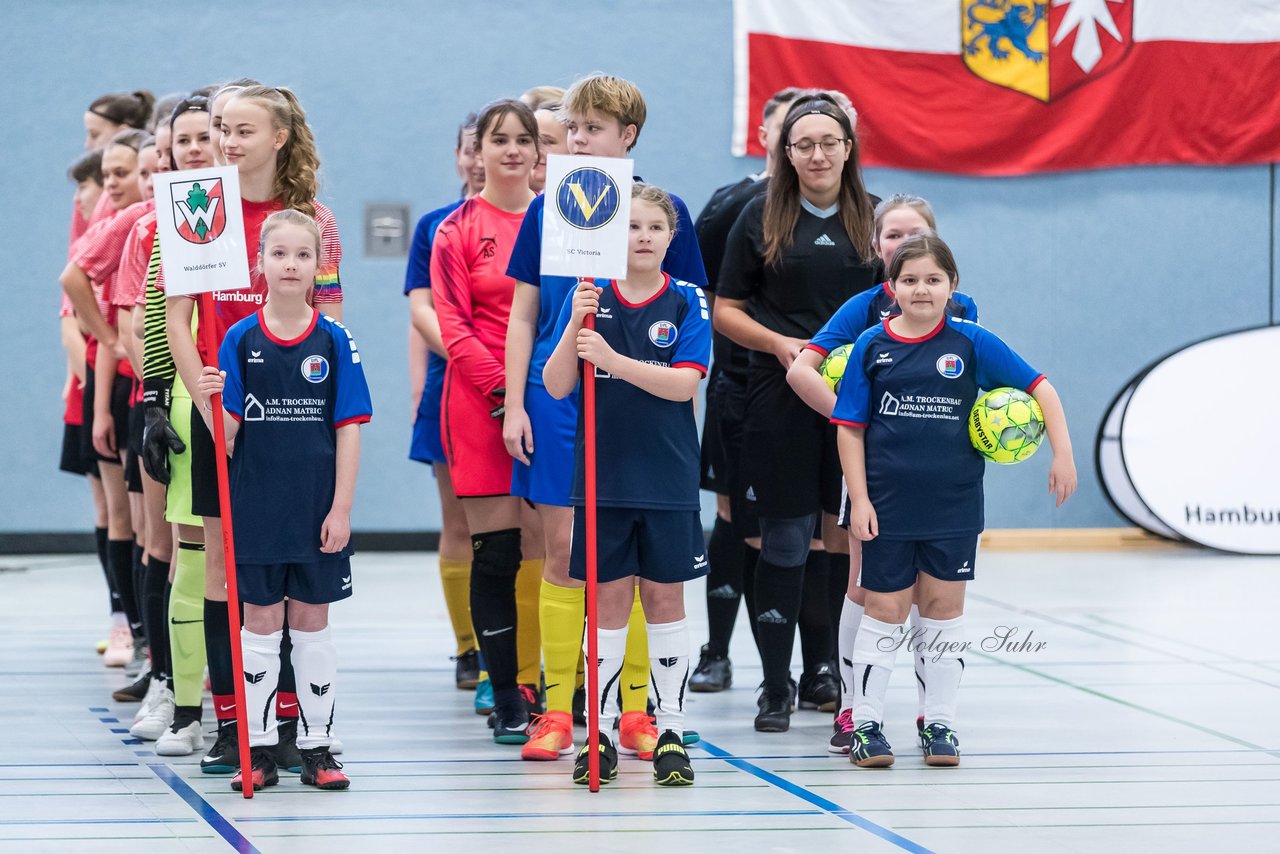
[198,292,255,799]
[582,279,601,793]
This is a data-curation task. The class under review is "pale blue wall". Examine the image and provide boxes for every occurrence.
[4,1,1275,534]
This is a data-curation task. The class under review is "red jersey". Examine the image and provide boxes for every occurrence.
[158,199,342,365]
[71,200,153,374]
[114,211,156,309]
[431,196,527,397]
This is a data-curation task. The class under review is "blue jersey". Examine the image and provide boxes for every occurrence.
[831,318,1042,539]
[220,310,373,563]
[404,200,464,401]
[808,282,979,357]
[551,274,711,510]
[506,181,707,388]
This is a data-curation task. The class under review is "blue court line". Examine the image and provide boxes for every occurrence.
[698,739,934,854]
[0,817,198,826]
[148,764,261,854]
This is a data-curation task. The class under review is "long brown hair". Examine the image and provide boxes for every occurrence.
[761,96,873,266]
[228,86,320,219]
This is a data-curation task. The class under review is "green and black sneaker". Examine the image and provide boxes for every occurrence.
[920,723,961,767]
[849,721,894,768]
[652,730,694,787]
[572,733,618,785]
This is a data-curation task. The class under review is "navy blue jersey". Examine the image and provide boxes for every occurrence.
[506,179,707,388]
[808,282,980,357]
[551,274,711,510]
[404,199,464,400]
[831,318,1042,539]
[220,310,373,563]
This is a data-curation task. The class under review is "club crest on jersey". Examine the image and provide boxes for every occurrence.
[648,320,678,348]
[170,177,227,244]
[555,167,620,230]
[961,0,1133,102]
[936,354,965,379]
[301,355,329,383]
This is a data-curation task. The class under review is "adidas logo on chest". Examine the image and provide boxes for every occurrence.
[814,234,836,246]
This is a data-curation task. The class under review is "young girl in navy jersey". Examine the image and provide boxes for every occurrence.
[787,195,977,753]
[197,210,371,791]
[505,74,708,763]
[832,235,1075,768]
[544,184,711,787]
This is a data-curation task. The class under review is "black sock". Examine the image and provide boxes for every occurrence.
[469,528,522,704]
[143,557,172,679]
[96,526,119,615]
[108,539,143,638]
[742,545,761,652]
[704,516,746,658]
[132,542,146,639]
[204,598,234,704]
[798,549,831,675]
[827,551,850,664]
[753,556,805,694]
[278,615,298,722]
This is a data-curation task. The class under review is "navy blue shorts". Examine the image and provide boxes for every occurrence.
[237,557,354,606]
[570,506,708,584]
[510,382,577,507]
[409,356,446,465]
[857,535,978,593]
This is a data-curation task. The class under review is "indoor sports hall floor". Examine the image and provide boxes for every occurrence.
[3,547,1278,853]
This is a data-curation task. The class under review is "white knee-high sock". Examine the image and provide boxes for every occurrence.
[910,604,926,719]
[850,616,901,725]
[838,596,864,713]
[920,615,966,728]
[241,629,282,748]
[291,626,338,750]
[591,626,628,739]
[646,619,690,737]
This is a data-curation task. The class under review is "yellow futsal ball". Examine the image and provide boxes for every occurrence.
[820,344,853,392]
[969,387,1045,464]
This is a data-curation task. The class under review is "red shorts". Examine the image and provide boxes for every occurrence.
[441,364,513,497]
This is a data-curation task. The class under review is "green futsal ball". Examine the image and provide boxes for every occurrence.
[969,387,1045,464]
[820,344,853,392]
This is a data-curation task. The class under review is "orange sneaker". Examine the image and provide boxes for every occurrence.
[521,711,574,761]
[618,711,659,760]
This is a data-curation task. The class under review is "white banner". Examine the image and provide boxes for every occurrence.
[152,165,250,296]
[1120,326,1280,555]
[540,154,632,280]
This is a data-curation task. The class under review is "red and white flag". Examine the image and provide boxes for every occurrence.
[733,0,1280,174]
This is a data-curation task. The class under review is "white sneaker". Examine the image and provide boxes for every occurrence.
[155,719,203,756]
[329,733,343,755]
[124,642,149,678]
[132,677,161,724]
[103,626,133,668]
[131,687,175,740]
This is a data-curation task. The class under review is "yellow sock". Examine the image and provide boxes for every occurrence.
[516,558,543,686]
[539,580,585,714]
[620,590,649,713]
[439,558,475,656]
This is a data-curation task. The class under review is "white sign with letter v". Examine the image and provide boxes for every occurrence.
[541,153,633,280]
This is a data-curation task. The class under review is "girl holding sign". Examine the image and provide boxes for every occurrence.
[543,183,710,787]
[197,210,371,791]
[163,84,343,773]
[503,74,708,763]
[431,98,540,745]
